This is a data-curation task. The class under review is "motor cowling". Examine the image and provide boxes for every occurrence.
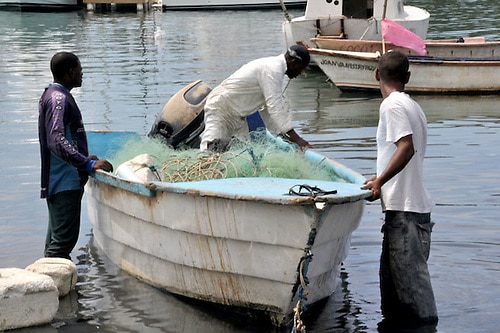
[149,80,212,149]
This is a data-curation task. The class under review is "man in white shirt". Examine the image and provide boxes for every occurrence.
[200,44,312,152]
[362,51,438,327]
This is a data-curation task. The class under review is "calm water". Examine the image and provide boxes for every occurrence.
[0,1,499,332]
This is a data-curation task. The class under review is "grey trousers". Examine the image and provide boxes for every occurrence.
[380,211,438,323]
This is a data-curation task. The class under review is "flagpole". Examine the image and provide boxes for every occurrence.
[382,0,388,54]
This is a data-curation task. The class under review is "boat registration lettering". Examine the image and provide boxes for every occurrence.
[320,59,376,71]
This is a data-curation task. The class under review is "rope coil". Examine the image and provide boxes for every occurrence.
[159,150,269,182]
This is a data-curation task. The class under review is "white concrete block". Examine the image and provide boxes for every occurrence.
[0,268,58,331]
[26,258,78,297]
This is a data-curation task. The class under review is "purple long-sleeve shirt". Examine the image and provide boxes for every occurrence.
[38,84,95,198]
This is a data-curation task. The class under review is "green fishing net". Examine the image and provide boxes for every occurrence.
[110,133,337,183]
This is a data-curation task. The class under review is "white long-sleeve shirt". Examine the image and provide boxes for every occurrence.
[201,54,293,150]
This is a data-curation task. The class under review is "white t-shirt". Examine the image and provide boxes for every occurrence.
[376,91,433,213]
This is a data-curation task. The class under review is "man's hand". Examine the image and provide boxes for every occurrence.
[93,159,113,173]
[295,137,313,151]
[361,175,381,201]
[285,129,313,151]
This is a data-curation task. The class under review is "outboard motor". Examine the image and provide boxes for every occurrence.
[149,80,211,149]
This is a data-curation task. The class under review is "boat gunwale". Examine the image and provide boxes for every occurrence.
[309,47,500,63]
[91,171,372,205]
[162,0,306,10]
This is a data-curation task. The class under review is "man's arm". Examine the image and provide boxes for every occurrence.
[362,134,414,200]
[44,93,90,169]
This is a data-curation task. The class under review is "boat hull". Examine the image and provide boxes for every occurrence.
[86,131,370,326]
[0,0,81,11]
[162,0,306,10]
[310,49,500,94]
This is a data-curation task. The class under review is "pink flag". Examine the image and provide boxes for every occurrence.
[382,19,427,56]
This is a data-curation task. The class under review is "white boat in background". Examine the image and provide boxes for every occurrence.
[0,0,82,11]
[162,0,306,10]
[282,0,429,49]
[308,48,500,94]
[86,80,371,327]
[311,36,500,59]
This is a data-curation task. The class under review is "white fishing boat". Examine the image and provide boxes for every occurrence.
[86,81,371,326]
[281,0,430,50]
[311,36,500,59]
[162,0,306,10]
[0,0,82,11]
[308,48,500,94]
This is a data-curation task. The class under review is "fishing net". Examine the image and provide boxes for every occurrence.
[110,132,337,183]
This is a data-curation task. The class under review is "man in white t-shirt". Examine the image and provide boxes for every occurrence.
[200,44,312,152]
[362,51,438,327]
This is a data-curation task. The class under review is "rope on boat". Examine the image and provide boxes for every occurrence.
[291,250,313,333]
[280,0,293,22]
[360,17,377,40]
[159,149,271,182]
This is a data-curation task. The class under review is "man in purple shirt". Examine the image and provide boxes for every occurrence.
[38,52,113,260]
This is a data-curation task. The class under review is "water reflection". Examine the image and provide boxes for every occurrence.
[55,242,378,333]
[302,270,371,332]
[71,237,295,333]
[423,0,499,40]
